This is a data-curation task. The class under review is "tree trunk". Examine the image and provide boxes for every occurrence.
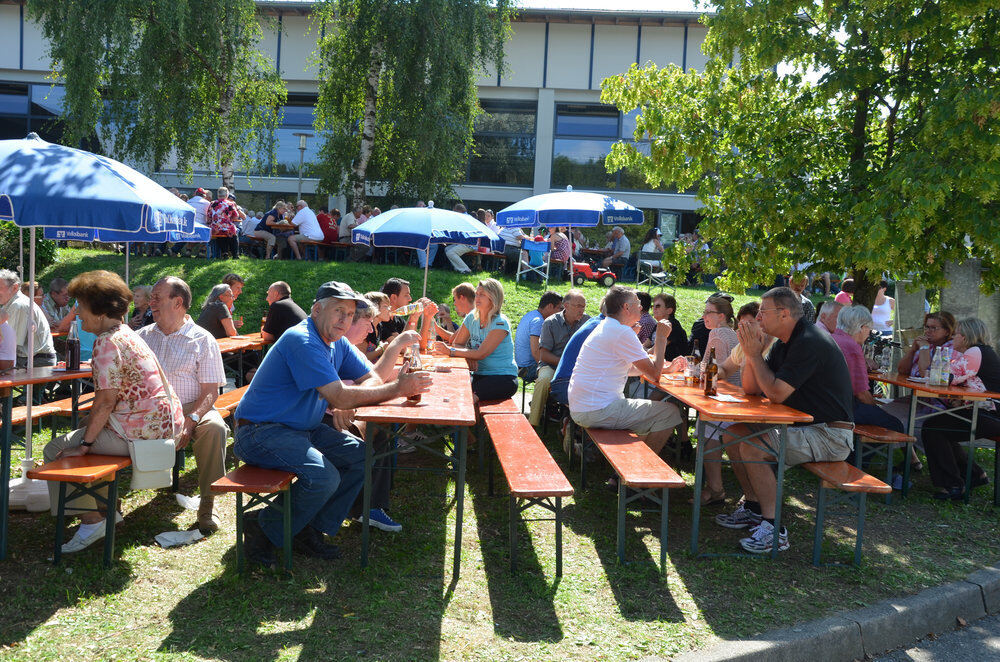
[351,45,382,208]
[852,268,879,310]
[218,92,236,193]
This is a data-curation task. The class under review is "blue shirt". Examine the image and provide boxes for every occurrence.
[514,310,543,368]
[552,314,605,383]
[234,317,372,430]
[463,312,517,376]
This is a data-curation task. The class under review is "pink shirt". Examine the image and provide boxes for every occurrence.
[93,325,184,440]
[831,328,868,396]
[834,291,853,306]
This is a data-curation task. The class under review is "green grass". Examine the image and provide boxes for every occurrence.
[1,248,996,661]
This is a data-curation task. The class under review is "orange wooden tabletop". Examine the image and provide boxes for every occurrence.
[355,367,476,426]
[239,331,272,349]
[652,376,814,424]
[0,366,92,389]
[216,336,258,354]
[868,372,1000,400]
[394,353,470,371]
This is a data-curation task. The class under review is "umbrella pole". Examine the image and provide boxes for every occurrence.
[18,228,23,278]
[125,247,130,287]
[25,227,35,456]
[423,249,429,298]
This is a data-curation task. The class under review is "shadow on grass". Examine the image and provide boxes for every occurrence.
[160,442,461,661]
[468,478,563,643]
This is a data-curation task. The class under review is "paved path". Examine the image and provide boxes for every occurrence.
[874,611,1000,660]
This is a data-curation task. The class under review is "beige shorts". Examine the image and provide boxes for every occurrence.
[747,423,853,467]
[571,398,683,435]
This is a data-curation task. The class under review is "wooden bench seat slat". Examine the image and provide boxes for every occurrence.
[214,385,249,417]
[211,465,295,493]
[800,461,891,494]
[477,398,521,416]
[49,392,96,415]
[854,424,915,444]
[8,403,63,426]
[27,454,132,483]
[484,415,572,498]
[586,429,685,489]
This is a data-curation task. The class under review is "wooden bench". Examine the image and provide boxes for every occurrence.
[211,465,295,572]
[483,414,573,576]
[214,385,249,421]
[584,428,686,573]
[475,398,520,471]
[27,454,132,567]
[800,461,891,567]
[7,402,63,430]
[48,392,96,433]
[853,424,916,503]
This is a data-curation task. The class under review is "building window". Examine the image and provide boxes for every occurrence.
[465,100,535,187]
[0,82,67,144]
[552,103,673,193]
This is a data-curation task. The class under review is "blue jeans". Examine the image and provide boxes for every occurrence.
[853,401,905,432]
[234,422,366,547]
[549,377,569,405]
[417,245,439,268]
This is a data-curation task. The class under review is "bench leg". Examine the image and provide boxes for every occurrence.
[883,445,895,505]
[453,427,467,579]
[964,404,980,505]
[660,487,669,575]
[477,419,484,474]
[236,492,244,572]
[509,495,517,574]
[487,430,495,497]
[812,485,827,567]
[361,437,374,568]
[555,496,563,578]
[616,479,627,565]
[690,418,706,556]
[0,390,11,561]
[994,441,999,507]
[53,482,67,565]
[854,493,867,567]
[281,490,292,572]
[902,442,913,499]
[103,475,119,568]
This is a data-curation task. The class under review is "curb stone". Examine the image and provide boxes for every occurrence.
[661,562,1000,662]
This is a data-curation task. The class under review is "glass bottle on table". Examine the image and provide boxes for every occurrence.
[66,318,81,370]
[703,347,718,396]
[406,344,423,403]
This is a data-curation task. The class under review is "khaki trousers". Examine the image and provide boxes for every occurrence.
[182,402,229,496]
[528,365,556,426]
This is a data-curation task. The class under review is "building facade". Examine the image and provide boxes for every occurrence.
[0,1,709,236]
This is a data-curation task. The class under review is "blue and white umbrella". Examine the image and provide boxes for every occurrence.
[0,134,196,504]
[495,189,644,228]
[351,206,502,296]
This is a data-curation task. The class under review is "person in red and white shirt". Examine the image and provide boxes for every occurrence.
[207,187,244,259]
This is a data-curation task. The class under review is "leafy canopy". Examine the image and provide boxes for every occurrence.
[312,0,513,205]
[602,1,1000,297]
[29,0,287,181]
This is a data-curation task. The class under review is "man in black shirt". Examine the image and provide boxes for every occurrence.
[376,277,435,343]
[261,281,307,343]
[715,286,854,554]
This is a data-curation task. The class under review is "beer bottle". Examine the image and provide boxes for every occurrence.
[406,344,423,403]
[703,347,718,396]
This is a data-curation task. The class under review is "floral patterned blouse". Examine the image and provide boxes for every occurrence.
[949,348,994,411]
[207,198,240,237]
[92,325,184,440]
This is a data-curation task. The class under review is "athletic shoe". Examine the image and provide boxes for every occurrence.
[61,512,123,553]
[891,474,913,491]
[738,520,789,554]
[397,439,417,454]
[365,508,403,533]
[714,502,763,529]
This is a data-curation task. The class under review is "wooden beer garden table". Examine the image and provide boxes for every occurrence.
[1,365,92,560]
[354,358,476,576]
[868,372,1000,504]
[647,373,812,558]
[216,335,265,386]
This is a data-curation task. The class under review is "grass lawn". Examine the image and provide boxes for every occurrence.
[1,248,997,661]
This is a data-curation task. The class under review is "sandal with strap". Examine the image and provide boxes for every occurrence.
[688,489,727,506]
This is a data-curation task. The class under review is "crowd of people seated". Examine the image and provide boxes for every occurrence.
[4,255,999,564]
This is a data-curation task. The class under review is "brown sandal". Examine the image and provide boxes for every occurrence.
[688,489,726,506]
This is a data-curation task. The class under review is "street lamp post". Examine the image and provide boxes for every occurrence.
[292,132,313,201]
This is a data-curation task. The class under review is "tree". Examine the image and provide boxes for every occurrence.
[28,0,287,190]
[312,0,513,207]
[602,1,1000,307]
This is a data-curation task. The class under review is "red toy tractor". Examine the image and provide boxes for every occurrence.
[571,261,617,287]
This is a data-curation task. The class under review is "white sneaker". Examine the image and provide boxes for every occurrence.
[738,520,789,554]
[714,502,763,529]
[61,512,124,553]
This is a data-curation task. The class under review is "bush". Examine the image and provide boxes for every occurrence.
[0,222,58,276]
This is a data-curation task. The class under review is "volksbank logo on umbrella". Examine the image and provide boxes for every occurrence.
[53,229,93,240]
[503,214,533,224]
[605,214,637,223]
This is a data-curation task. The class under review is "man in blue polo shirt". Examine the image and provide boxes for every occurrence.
[233,281,430,567]
[514,291,563,383]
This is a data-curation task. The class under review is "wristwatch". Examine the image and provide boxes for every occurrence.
[80,440,94,447]
[188,413,201,424]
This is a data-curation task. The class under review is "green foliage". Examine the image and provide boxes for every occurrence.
[602,1,1000,304]
[662,240,697,291]
[0,222,57,275]
[28,0,287,185]
[312,0,513,205]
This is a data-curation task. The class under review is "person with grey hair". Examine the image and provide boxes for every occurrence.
[601,226,631,269]
[921,317,1000,500]
[830,305,905,448]
[128,285,154,329]
[0,269,56,367]
[714,286,854,554]
[287,199,324,260]
[196,284,237,339]
[42,276,76,333]
[816,299,843,334]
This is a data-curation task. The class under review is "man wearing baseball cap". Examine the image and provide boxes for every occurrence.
[233,281,431,567]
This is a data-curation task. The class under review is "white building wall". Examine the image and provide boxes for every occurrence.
[544,23,591,90]
[279,15,320,80]
[20,17,51,72]
[592,25,638,87]
[639,25,686,69]
[499,22,546,89]
[0,6,20,71]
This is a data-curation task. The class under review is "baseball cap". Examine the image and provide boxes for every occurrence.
[315,281,369,308]
[194,188,209,198]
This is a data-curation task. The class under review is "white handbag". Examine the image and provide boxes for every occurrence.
[124,359,180,491]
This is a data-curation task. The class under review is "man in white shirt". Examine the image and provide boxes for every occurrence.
[601,226,632,269]
[0,269,56,367]
[171,187,212,256]
[137,276,228,534]
[568,285,685,454]
[288,200,324,260]
[0,317,15,371]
